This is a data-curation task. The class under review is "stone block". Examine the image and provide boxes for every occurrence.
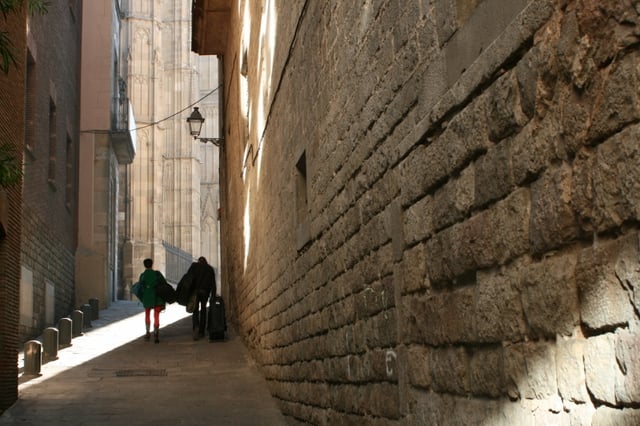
[499,399,541,425]
[584,333,618,404]
[403,194,434,246]
[592,406,640,426]
[576,235,636,332]
[400,294,434,344]
[590,124,640,233]
[588,53,640,144]
[444,0,532,90]
[432,163,475,230]
[468,346,504,397]
[556,337,590,404]
[558,83,592,154]
[530,164,580,255]
[520,253,580,338]
[504,341,557,400]
[485,72,522,141]
[400,243,429,294]
[360,348,398,383]
[479,188,531,267]
[434,0,457,47]
[398,144,447,205]
[514,47,542,121]
[430,346,469,395]
[439,98,489,174]
[474,266,527,342]
[510,116,561,187]
[453,215,488,278]
[328,295,356,330]
[564,401,596,426]
[556,9,580,82]
[363,383,400,418]
[474,141,512,207]
[406,345,431,388]
[410,390,502,425]
[615,327,640,404]
[363,310,397,349]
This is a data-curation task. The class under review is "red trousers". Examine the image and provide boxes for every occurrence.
[144,306,162,329]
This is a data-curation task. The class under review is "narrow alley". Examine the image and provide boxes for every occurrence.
[0,301,286,426]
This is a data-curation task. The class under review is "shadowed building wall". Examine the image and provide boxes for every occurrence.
[0,3,26,413]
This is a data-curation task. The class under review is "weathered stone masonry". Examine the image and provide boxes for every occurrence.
[221,0,640,424]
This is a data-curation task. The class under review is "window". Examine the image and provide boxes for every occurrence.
[295,151,307,221]
[295,151,310,250]
[24,50,36,155]
[47,98,57,186]
[65,134,73,211]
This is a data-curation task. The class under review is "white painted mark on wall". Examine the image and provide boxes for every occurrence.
[386,350,397,377]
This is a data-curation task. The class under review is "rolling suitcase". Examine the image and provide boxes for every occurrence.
[208,295,227,341]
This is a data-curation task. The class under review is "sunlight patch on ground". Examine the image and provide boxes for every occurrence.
[17,301,190,390]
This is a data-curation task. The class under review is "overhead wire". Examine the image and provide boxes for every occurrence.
[81,85,221,134]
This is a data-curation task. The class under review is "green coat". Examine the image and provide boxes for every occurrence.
[139,269,166,308]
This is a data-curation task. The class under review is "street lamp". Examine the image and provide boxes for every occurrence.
[187,107,223,147]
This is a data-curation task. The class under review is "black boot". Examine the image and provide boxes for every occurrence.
[154,329,159,344]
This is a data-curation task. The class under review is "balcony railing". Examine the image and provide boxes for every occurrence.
[110,77,136,164]
[163,241,195,285]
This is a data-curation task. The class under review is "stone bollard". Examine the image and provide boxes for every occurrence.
[58,317,72,347]
[24,340,42,376]
[71,310,84,337]
[88,298,99,320]
[80,304,92,328]
[42,327,59,360]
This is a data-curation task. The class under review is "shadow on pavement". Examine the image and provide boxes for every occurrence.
[3,301,286,426]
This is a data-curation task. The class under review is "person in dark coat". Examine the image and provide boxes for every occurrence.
[187,256,216,340]
[138,258,166,343]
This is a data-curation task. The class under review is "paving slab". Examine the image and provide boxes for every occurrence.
[0,300,287,426]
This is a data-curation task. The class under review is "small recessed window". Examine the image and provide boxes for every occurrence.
[295,151,310,250]
[47,98,57,186]
[25,50,36,155]
[65,134,73,211]
[296,151,307,221]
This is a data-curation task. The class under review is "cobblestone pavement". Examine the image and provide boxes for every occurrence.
[0,300,287,426]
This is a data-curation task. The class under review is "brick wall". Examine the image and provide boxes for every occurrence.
[221,0,640,424]
[20,208,75,339]
[0,4,26,413]
[19,2,80,340]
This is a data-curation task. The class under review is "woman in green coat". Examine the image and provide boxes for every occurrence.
[138,258,166,343]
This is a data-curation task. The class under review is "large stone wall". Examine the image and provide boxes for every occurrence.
[221,0,640,424]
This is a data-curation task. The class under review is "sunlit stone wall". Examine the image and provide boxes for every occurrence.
[221,0,640,423]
